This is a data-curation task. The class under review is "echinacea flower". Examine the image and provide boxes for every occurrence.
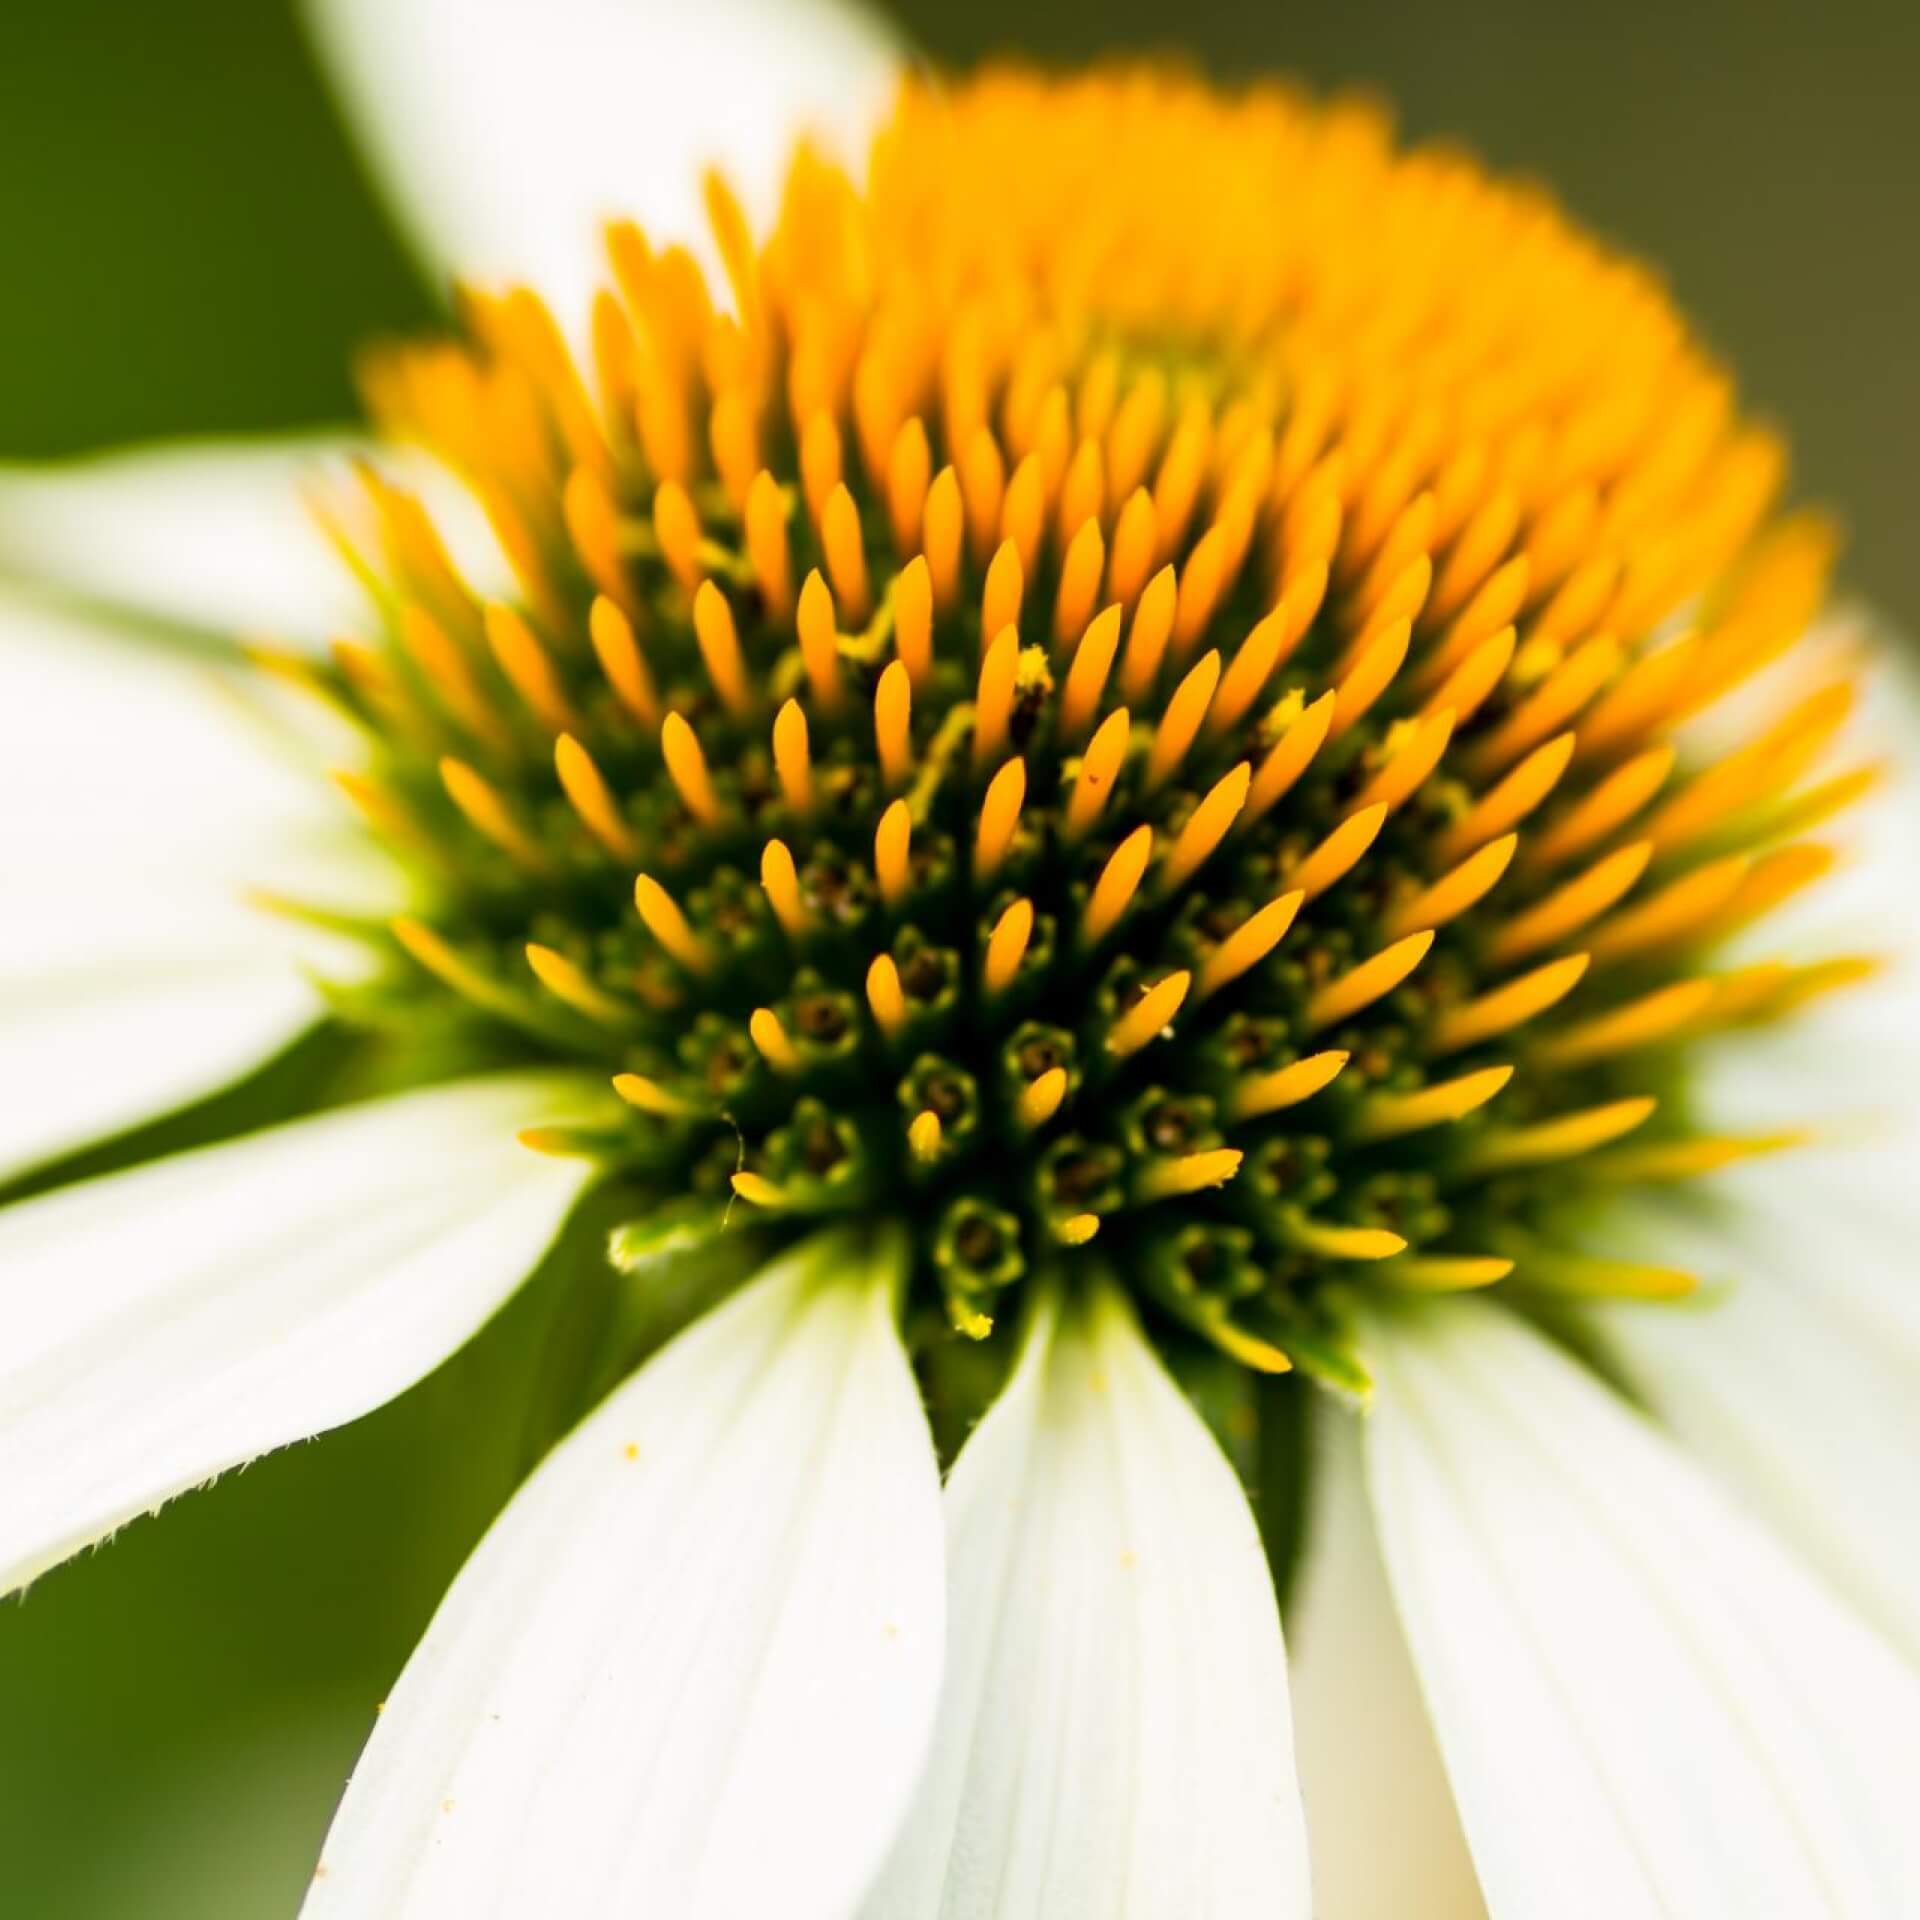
[4,1,1918,1913]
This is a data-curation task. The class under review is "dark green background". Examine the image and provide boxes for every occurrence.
[1,2,1912,1912]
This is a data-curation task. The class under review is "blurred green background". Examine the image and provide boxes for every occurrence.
[1,1,1912,1912]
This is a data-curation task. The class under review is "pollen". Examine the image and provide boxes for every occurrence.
[306,65,1871,1380]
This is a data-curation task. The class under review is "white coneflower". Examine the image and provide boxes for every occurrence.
[2,3,1917,1914]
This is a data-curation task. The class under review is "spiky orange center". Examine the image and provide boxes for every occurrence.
[285,66,1872,1378]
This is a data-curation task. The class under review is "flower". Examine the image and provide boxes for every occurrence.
[3,0,1918,1913]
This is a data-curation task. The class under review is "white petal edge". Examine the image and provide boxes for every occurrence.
[862,1283,1311,1919]
[1363,1299,1920,1920]
[303,0,902,341]
[0,593,396,1179]
[0,1074,595,1596]
[1588,1188,1920,1666]
[1287,1401,1487,1920]
[303,1227,945,1920]
[0,434,506,647]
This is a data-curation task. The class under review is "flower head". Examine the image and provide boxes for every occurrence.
[2,11,1918,1920]
[297,67,1861,1384]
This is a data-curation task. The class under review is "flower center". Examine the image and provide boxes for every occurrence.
[287,66,1871,1382]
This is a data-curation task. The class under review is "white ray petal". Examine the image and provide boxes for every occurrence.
[0,595,396,1179]
[303,0,902,340]
[304,1228,944,1920]
[0,1074,595,1595]
[864,1283,1311,1920]
[0,435,505,646]
[1589,1189,1920,1665]
[1288,1402,1486,1920]
[1363,1299,1920,1920]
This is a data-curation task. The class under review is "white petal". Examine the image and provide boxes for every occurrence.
[304,1229,944,1919]
[1288,1402,1486,1920]
[0,434,505,646]
[304,0,901,339]
[1590,1189,1920,1665]
[0,1074,594,1596]
[1363,1299,1920,1920]
[865,1284,1311,1919]
[0,594,394,1179]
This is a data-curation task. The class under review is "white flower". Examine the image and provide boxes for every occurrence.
[2,4,1918,1915]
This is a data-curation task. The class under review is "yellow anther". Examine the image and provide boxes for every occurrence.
[1066,707,1131,838]
[484,602,579,736]
[796,568,843,711]
[1058,604,1123,742]
[652,479,702,590]
[1304,930,1434,1031]
[1245,690,1337,827]
[730,1171,789,1209]
[1229,1049,1350,1121]
[1289,802,1388,901]
[1329,617,1411,739]
[1107,970,1192,1058]
[973,624,1020,768]
[1280,1217,1407,1262]
[691,579,753,718]
[888,417,932,555]
[744,469,793,618]
[800,411,842,528]
[983,897,1035,995]
[748,1006,802,1074]
[1421,624,1516,726]
[1536,978,1719,1066]
[923,465,964,612]
[759,838,810,937]
[633,873,712,974]
[1434,732,1577,865]
[554,734,637,861]
[1354,708,1456,816]
[874,799,912,907]
[1002,452,1046,571]
[1206,575,1322,739]
[1083,824,1155,945]
[1057,1212,1102,1247]
[1196,890,1303,1001]
[867,953,909,1039]
[1468,1096,1657,1171]
[1488,841,1653,963]
[821,481,871,623]
[982,538,1024,646]
[1054,516,1106,645]
[1143,649,1221,791]
[589,595,660,729]
[1160,761,1251,894]
[874,661,913,790]
[1522,745,1676,873]
[1017,1066,1069,1130]
[1586,854,1751,962]
[1137,1148,1243,1203]
[525,944,629,1025]
[772,699,813,815]
[907,1109,943,1162]
[1107,486,1159,610]
[892,554,934,689]
[1432,953,1592,1054]
[660,712,723,824]
[1382,834,1519,939]
[439,756,548,872]
[612,1072,701,1118]
[1378,1256,1516,1292]
[974,756,1026,881]
[1118,563,1178,700]
[1352,1065,1514,1141]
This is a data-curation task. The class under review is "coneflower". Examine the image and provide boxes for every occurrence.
[1,5,1916,1916]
